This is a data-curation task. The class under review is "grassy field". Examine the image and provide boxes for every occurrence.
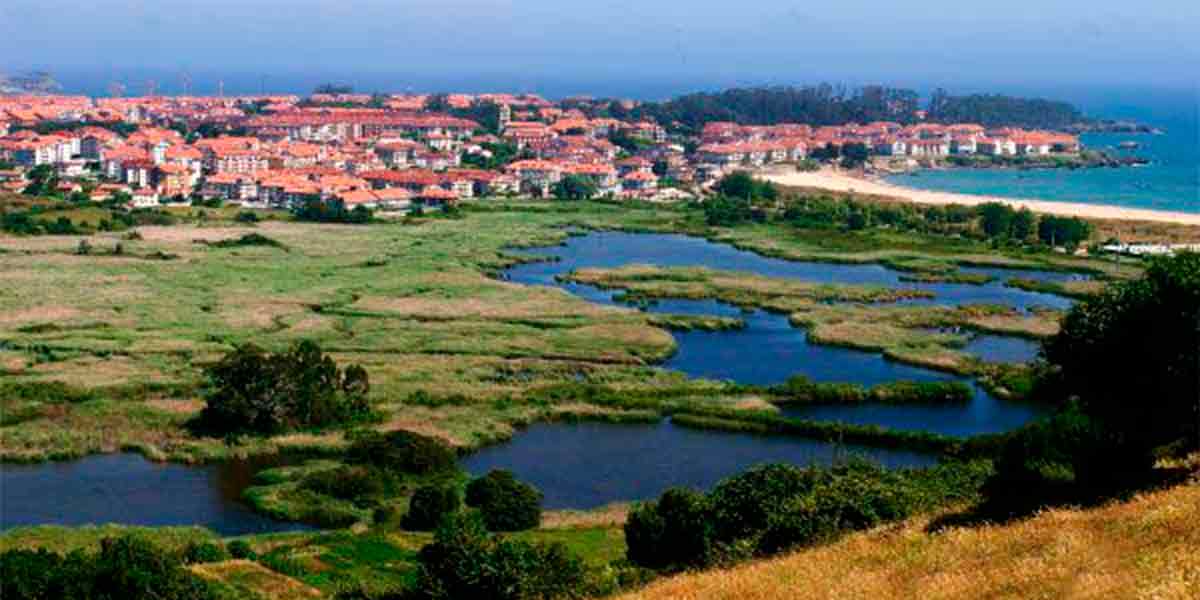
[1,199,1121,463]
[614,479,1200,600]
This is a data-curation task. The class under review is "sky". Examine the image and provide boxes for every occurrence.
[2,0,1198,98]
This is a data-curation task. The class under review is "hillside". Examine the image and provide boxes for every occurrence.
[615,481,1200,600]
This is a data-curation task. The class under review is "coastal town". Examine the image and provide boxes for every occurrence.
[0,91,1087,213]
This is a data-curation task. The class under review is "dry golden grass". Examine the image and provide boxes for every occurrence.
[615,483,1200,600]
[542,503,631,529]
[191,559,323,599]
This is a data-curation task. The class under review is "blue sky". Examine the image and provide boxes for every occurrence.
[2,1,1197,97]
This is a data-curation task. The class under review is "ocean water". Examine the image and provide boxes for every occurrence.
[885,90,1199,214]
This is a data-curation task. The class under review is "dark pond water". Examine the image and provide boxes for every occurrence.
[502,231,1057,435]
[0,454,311,536]
[964,334,1041,364]
[505,231,1080,312]
[461,420,936,509]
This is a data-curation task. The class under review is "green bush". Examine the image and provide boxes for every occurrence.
[373,505,400,527]
[226,540,256,560]
[708,464,817,543]
[412,512,587,600]
[1041,252,1200,474]
[625,460,956,571]
[0,535,223,600]
[180,541,230,564]
[464,470,543,532]
[624,487,713,570]
[302,465,390,503]
[347,429,457,475]
[403,484,462,531]
[194,340,372,435]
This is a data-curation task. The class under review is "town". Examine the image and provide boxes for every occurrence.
[0,90,1084,212]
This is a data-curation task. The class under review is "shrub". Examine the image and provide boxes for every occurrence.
[708,464,817,543]
[1049,253,1200,458]
[624,487,713,570]
[346,430,457,475]
[625,460,939,571]
[180,541,230,564]
[235,211,260,223]
[302,465,389,502]
[194,340,372,435]
[403,484,462,531]
[0,535,223,600]
[0,548,63,600]
[206,232,284,249]
[464,470,543,532]
[373,505,400,527]
[412,512,587,600]
[226,540,256,560]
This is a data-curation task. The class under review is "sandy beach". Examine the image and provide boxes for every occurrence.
[763,169,1200,226]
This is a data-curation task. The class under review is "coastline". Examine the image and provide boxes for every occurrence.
[762,168,1200,226]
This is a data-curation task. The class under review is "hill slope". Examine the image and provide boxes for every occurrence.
[615,482,1200,600]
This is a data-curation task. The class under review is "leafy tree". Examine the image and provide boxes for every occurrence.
[551,174,598,201]
[703,195,756,227]
[195,340,372,435]
[839,142,870,169]
[0,535,223,600]
[403,484,462,531]
[21,165,58,197]
[1037,215,1092,248]
[1041,252,1200,470]
[1011,207,1037,241]
[293,196,372,224]
[927,90,1085,129]
[314,83,354,95]
[977,202,1016,238]
[347,430,457,475]
[465,470,543,532]
[412,513,587,600]
[624,488,713,570]
[714,171,776,201]
[461,142,518,170]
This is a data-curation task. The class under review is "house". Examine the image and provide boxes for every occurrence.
[907,139,950,157]
[621,170,658,192]
[505,159,563,195]
[129,187,161,208]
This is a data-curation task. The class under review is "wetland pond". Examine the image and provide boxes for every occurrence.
[503,231,1063,437]
[1,230,1071,530]
[0,453,312,536]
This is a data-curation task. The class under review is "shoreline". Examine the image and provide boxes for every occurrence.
[762,168,1200,226]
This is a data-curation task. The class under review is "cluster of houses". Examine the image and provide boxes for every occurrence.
[0,91,1083,211]
[697,122,1081,167]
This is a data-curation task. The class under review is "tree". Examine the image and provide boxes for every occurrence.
[347,430,457,475]
[839,142,870,169]
[977,202,1016,238]
[624,488,713,570]
[714,172,776,201]
[0,535,224,600]
[292,196,372,224]
[1037,215,1092,248]
[412,513,587,600]
[465,470,543,532]
[403,484,462,531]
[703,195,756,227]
[551,174,598,201]
[195,340,372,435]
[1041,252,1200,471]
[1011,207,1037,241]
[314,83,354,95]
[21,165,58,197]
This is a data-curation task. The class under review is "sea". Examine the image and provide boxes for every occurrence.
[885,87,1199,214]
